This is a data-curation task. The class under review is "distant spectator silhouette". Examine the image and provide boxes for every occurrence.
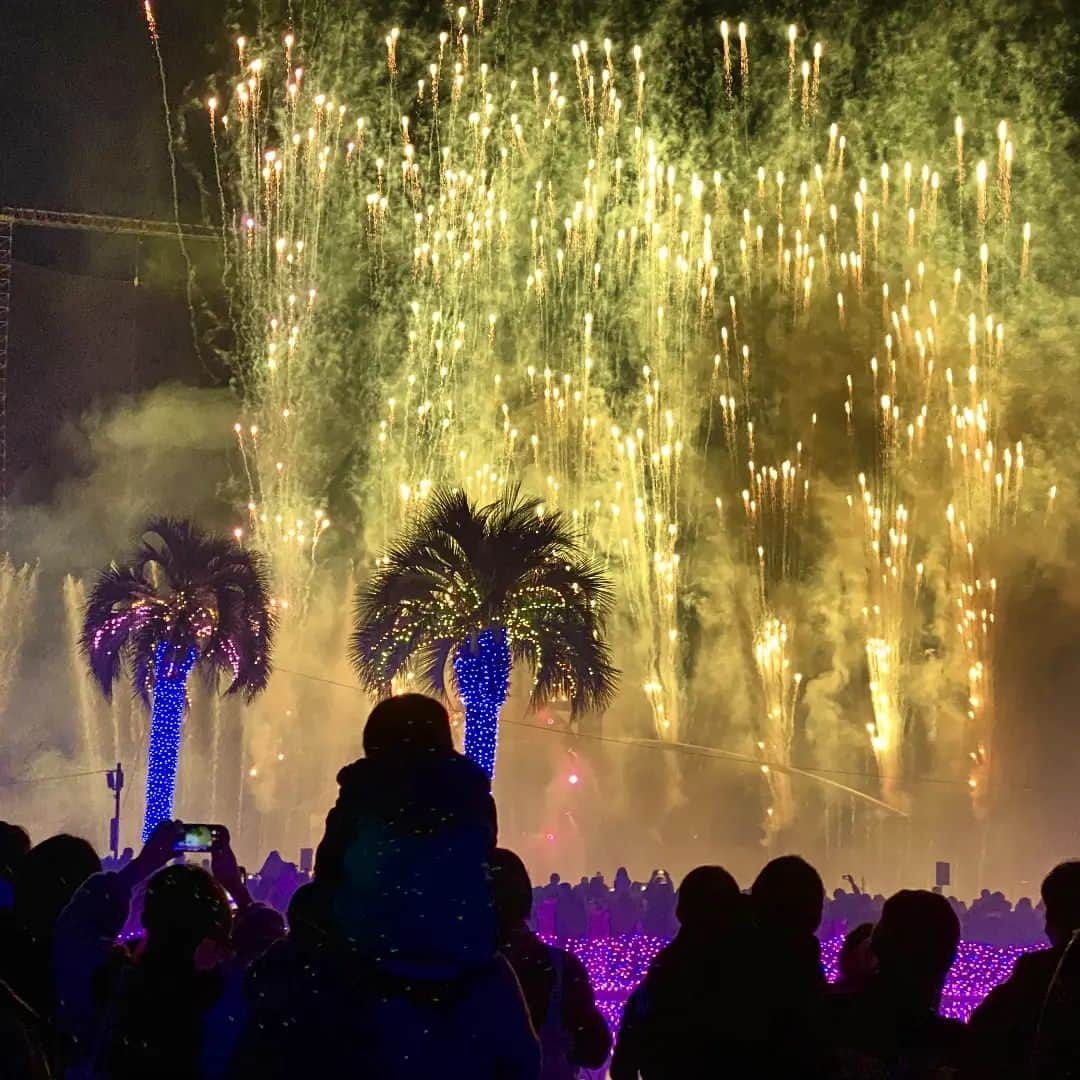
[610,867,640,935]
[612,864,768,1079]
[314,693,497,976]
[1011,896,1043,945]
[589,871,608,905]
[827,889,964,1078]
[641,871,678,938]
[555,882,589,939]
[491,847,610,1078]
[969,860,1080,1079]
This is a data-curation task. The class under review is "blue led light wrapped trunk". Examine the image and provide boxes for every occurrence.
[142,641,197,841]
[454,626,511,779]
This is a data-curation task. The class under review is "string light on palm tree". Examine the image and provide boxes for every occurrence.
[350,487,618,778]
[83,519,274,839]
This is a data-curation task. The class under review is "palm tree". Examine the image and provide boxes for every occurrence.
[83,519,274,840]
[351,488,618,778]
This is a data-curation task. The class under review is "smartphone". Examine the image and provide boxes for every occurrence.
[174,823,224,854]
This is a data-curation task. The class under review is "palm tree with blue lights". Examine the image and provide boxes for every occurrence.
[83,519,274,840]
[351,488,618,779]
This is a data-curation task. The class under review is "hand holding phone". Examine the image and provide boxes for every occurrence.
[208,826,251,911]
[122,820,183,887]
[174,823,225,854]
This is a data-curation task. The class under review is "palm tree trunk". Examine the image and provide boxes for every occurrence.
[142,643,197,841]
[454,627,511,780]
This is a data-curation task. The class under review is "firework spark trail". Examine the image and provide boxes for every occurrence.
[221,33,341,613]
[0,559,37,723]
[63,575,103,763]
[753,618,801,836]
[206,97,233,308]
[217,17,1050,820]
[141,2,203,368]
[943,379,1023,817]
[721,437,812,838]
[851,479,923,808]
[844,314,932,808]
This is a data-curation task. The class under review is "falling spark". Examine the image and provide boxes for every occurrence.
[217,24,1053,821]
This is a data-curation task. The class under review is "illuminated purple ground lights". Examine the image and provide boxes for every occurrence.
[545,935,1038,1029]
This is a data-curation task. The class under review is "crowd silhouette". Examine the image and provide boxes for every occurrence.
[1,692,1079,1078]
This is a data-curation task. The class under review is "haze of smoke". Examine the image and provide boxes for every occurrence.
[3,385,234,850]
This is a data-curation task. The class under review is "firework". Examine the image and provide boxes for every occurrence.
[214,15,1047,829]
[0,559,37,721]
[753,618,801,837]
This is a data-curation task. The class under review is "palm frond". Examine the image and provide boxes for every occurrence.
[506,549,619,715]
[82,566,162,701]
[352,487,619,714]
[415,636,458,696]
[83,518,275,704]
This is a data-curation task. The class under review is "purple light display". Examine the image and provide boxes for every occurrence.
[543,934,1036,1030]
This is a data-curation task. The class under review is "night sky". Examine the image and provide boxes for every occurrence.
[0,1,224,510]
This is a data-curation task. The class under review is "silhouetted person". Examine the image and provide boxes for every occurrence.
[969,860,1080,1079]
[555,882,588,939]
[101,863,232,1078]
[610,868,640,936]
[0,832,100,1033]
[54,821,186,1069]
[491,848,610,1078]
[238,696,538,1079]
[236,894,539,1080]
[0,824,49,1079]
[202,831,285,1080]
[827,889,965,1078]
[834,922,877,995]
[612,865,767,1079]
[202,902,287,1079]
[589,871,608,905]
[0,821,29,910]
[751,854,827,995]
[1013,896,1041,945]
[749,855,828,1074]
[642,871,677,937]
[0,981,51,1079]
[314,693,497,976]
[229,883,336,1078]
[0,823,38,1075]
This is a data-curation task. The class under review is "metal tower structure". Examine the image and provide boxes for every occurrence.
[0,206,219,544]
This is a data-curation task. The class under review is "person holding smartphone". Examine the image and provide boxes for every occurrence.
[53,820,250,1077]
[97,860,232,1079]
